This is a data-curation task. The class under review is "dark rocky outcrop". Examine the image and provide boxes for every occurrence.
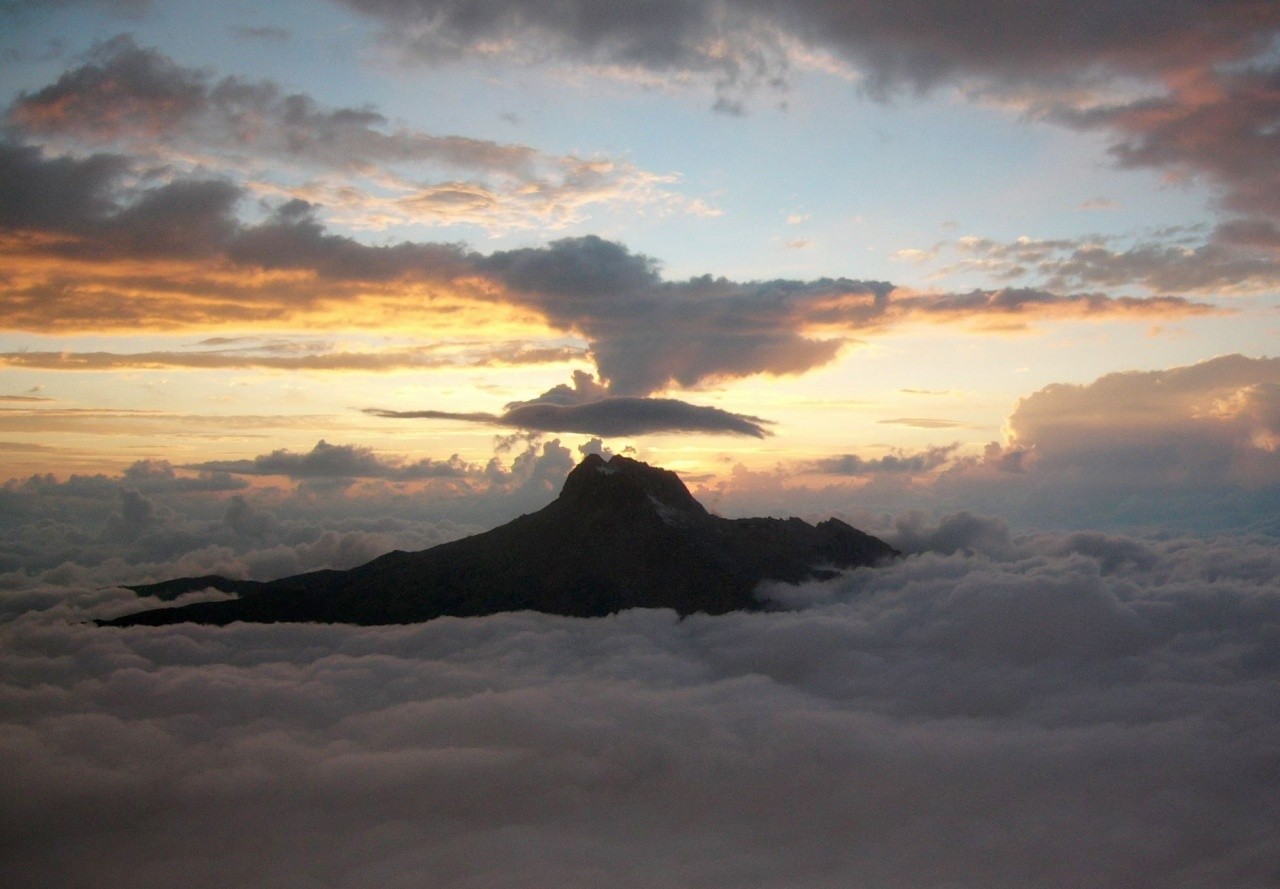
[102,454,898,627]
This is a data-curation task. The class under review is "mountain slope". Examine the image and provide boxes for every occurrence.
[102,454,898,626]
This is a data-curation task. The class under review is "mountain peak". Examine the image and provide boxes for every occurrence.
[104,455,898,627]
[558,453,708,523]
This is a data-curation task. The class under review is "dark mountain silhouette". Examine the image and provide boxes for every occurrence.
[102,454,898,627]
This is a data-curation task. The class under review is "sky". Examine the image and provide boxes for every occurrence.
[1,3,1279,887]
[0,0,1277,522]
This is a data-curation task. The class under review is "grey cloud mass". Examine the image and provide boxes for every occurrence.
[480,236,1207,394]
[1061,63,1280,222]
[479,236,863,394]
[2,526,1277,887]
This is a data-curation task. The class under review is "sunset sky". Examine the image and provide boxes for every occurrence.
[1,0,1277,536]
[4,5,1280,887]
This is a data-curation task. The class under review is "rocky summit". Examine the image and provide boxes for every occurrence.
[102,454,899,627]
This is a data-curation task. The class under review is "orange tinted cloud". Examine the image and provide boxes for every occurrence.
[0,145,1224,394]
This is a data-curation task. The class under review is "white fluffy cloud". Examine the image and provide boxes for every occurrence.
[711,354,1280,534]
[2,527,1277,888]
[1005,353,1280,487]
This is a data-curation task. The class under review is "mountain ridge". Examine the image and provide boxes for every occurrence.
[102,454,899,626]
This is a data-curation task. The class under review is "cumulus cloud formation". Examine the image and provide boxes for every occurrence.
[2,527,1277,887]
[477,236,863,393]
[1005,353,1280,488]
[366,371,774,437]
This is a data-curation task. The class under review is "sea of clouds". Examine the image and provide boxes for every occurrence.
[3,519,1277,888]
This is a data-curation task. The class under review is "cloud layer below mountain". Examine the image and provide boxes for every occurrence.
[2,525,1276,888]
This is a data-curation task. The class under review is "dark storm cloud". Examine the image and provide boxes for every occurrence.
[2,526,1278,887]
[367,372,773,437]
[191,439,473,480]
[370,398,771,437]
[0,142,245,262]
[223,199,472,282]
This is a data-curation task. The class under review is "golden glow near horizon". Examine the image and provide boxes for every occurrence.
[1,1,1278,515]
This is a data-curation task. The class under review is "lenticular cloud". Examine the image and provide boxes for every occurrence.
[1,530,1277,888]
